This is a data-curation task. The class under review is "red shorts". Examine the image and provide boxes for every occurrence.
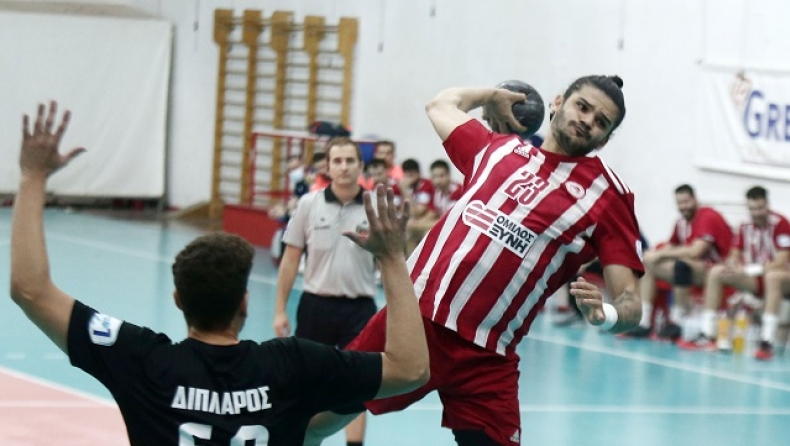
[347,309,522,445]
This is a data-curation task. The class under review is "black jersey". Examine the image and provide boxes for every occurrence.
[67,300,382,445]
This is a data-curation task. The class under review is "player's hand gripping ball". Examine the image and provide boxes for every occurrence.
[495,80,545,138]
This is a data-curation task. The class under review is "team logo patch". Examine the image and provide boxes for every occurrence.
[462,200,537,257]
[777,234,790,248]
[88,313,123,346]
[564,181,586,199]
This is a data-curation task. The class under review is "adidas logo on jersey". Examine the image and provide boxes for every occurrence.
[510,430,520,443]
[512,144,531,159]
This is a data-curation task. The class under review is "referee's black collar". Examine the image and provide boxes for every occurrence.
[324,185,365,204]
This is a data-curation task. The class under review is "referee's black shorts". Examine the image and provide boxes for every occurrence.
[295,292,377,348]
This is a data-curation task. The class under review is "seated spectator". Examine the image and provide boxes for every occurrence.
[679,186,790,359]
[374,140,404,183]
[393,159,435,255]
[624,184,732,340]
[285,154,308,196]
[429,159,464,215]
[308,152,331,192]
[363,158,392,190]
[393,159,434,215]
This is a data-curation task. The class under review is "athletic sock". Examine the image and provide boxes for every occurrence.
[669,305,685,325]
[762,313,779,344]
[639,302,653,328]
[701,309,717,339]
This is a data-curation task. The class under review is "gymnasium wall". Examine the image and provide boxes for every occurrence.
[12,0,790,244]
[0,5,171,198]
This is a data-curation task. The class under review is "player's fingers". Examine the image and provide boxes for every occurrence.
[593,308,605,322]
[62,147,87,166]
[374,186,388,226]
[35,103,45,134]
[570,278,595,290]
[45,101,57,134]
[22,114,30,139]
[399,200,411,230]
[569,286,596,296]
[362,189,380,232]
[55,109,71,142]
[342,231,367,248]
[506,91,527,103]
[384,188,397,225]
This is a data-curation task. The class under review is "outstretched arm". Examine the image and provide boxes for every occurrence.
[344,186,429,398]
[10,102,86,353]
[571,264,642,333]
[424,87,527,141]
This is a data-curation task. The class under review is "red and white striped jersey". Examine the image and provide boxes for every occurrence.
[408,120,644,357]
[669,207,732,263]
[734,211,790,264]
[433,182,464,215]
[393,178,435,209]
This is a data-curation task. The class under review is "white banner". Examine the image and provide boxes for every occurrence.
[0,11,171,198]
[698,68,790,177]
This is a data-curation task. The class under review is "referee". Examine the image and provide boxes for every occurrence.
[274,137,377,446]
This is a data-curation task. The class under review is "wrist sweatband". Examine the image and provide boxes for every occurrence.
[600,303,618,330]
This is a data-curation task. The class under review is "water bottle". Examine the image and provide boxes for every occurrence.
[732,309,748,354]
[716,311,732,351]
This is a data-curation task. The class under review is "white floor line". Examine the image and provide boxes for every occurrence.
[528,334,790,392]
[44,231,283,287]
[47,232,174,263]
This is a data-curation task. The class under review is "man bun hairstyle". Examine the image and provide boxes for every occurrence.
[563,75,626,131]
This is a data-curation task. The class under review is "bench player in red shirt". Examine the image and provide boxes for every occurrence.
[626,184,732,341]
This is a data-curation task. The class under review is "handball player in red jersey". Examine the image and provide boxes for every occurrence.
[307,76,645,446]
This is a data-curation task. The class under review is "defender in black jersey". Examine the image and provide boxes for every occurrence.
[9,102,429,446]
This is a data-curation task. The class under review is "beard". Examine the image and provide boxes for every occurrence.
[551,108,601,157]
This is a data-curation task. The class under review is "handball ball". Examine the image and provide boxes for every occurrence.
[495,80,545,138]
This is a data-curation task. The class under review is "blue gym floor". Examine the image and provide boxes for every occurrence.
[1,207,789,445]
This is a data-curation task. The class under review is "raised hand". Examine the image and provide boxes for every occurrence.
[482,89,528,135]
[343,185,410,260]
[21,101,85,177]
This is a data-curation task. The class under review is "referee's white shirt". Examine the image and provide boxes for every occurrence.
[283,187,376,297]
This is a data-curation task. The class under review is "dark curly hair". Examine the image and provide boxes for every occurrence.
[172,233,255,331]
